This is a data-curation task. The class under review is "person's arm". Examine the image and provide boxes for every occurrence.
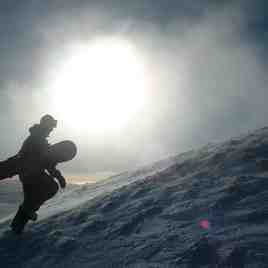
[46,165,66,188]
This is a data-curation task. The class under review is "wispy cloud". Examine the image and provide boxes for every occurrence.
[0,0,267,177]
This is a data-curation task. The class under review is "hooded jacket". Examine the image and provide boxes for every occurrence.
[19,124,50,164]
[18,124,61,182]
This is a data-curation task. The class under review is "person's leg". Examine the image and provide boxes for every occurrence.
[33,172,59,210]
[21,182,40,218]
[11,174,59,233]
[10,205,29,234]
[10,181,34,233]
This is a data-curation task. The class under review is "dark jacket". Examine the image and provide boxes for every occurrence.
[19,124,62,183]
[19,124,50,163]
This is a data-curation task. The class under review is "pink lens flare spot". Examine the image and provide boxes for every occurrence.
[199,220,210,229]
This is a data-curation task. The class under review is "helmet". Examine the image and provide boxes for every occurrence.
[40,114,57,128]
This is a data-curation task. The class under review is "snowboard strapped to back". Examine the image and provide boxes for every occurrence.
[0,140,77,181]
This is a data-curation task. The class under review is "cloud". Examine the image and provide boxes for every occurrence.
[0,0,267,177]
[128,3,268,152]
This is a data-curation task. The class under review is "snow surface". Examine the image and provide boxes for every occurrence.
[1,127,268,267]
[0,180,22,219]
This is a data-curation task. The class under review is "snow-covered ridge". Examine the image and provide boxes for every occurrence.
[1,126,268,267]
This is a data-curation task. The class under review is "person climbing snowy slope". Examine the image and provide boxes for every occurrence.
[11,114,66,234]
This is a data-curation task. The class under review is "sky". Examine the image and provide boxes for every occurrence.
[0,0,267,183]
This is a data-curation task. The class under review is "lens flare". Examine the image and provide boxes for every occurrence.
[199,219,210,230]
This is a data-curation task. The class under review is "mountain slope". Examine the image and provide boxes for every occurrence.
[1,127,268,267]
[0,180,22,219]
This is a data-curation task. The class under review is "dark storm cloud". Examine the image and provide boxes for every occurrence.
[0,0,267,178]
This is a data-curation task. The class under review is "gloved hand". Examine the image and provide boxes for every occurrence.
[57,175,66,189]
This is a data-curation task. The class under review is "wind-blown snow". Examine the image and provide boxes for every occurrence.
[0,180,22,219]
[1,127,268,267]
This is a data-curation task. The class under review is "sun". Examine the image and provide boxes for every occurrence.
[49,38,147,132]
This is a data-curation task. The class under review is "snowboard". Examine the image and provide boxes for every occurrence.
[0,155,20,181]
[43,140,77,164]
[0,140,77,181]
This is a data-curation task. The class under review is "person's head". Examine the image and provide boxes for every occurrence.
[40,114,57,136]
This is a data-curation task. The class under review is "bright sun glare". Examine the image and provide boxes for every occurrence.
[50,38,147,132]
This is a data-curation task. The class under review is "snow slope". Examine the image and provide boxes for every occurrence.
[1,127,268,267]
[0,180,22,219]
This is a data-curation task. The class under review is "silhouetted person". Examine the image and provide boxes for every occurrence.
[11,115,66,234]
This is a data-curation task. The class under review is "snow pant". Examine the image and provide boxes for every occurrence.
[21,172,59,213]
[11,172,59,233]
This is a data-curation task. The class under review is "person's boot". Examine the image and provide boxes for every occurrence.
[10,206,29,234]
[27,211,38,221]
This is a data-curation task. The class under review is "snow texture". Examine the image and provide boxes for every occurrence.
[1,127,268,267]
[0,180,22,219]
